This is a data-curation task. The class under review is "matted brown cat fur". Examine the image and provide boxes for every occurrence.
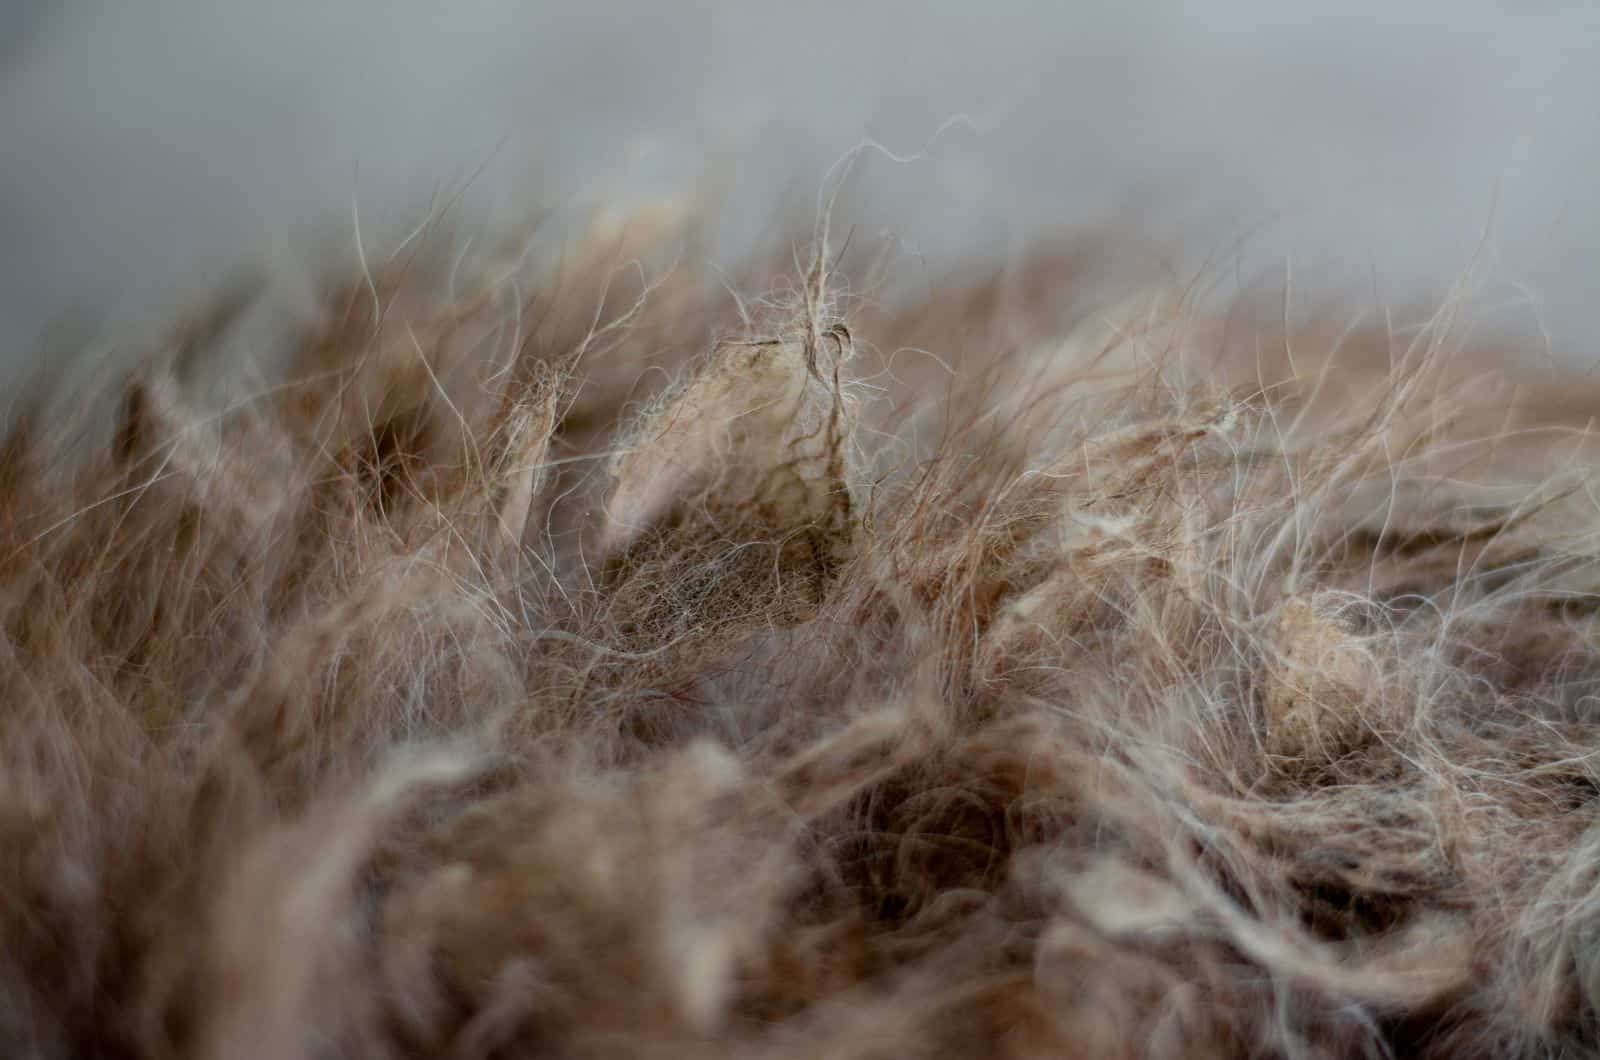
[6,202,1600,1059]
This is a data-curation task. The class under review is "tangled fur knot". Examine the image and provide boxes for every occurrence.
[7,214,1600,1059]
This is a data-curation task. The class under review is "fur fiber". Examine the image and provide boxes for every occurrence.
[6,203,1600,1058]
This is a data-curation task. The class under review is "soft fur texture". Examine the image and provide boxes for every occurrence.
[6,203,1600,1059]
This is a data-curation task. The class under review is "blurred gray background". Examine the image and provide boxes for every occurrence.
[1,0,1597,376]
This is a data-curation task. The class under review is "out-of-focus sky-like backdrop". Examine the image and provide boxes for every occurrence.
[1,0,1596,371]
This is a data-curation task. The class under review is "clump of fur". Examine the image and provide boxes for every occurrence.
[4,205,1600,1059]
[1263,594,1386,762]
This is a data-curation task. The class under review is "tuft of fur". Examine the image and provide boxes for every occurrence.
[6,207,1600,1058]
